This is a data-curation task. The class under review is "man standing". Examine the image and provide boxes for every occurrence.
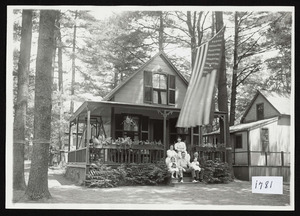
[177,151,199,183]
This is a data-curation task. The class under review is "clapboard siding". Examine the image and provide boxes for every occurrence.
[232,131,248,165]
[243,94,280,123]
[114,55,187,108]
[249,120,290,166]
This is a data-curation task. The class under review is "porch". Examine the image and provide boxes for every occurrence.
[65,101,228,184]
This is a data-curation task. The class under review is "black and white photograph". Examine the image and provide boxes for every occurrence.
[6,5,294,210]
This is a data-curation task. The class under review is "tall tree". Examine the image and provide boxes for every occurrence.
[25,10,57,200]
[13,9,33,190]
[70,10,78,114]
[229,12,239,126]
[215,11,232,174]
[263,12,291,93]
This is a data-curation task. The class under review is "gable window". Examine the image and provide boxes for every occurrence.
[261,128,269,153]
[256,103,264,120]
[235,134,243,149]
[153,73,167,104]
[144,71,176,105]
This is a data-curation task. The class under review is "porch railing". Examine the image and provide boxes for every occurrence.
[68,148,87,163]
[234,151,290,166]
[90,144,164,164]
[67,145,164,165]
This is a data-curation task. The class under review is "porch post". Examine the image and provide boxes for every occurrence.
[86,110,91,164]
[68,121,71,152]
[111,107,115,140]
[76,117,79,150]
[191,127,194,154]
[163,110,167,158]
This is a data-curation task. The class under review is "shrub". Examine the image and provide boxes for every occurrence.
[202,159,233,184]
[86,162,171,188]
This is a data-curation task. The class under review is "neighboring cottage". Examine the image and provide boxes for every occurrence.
[205,90,291,181]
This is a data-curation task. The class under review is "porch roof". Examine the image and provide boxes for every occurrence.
[70,100,227,124]
[204,117,278,135]
[69,100,182,122]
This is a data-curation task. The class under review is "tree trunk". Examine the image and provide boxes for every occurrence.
[70,10,78,114]
[215,12,233,174]
[187,11,197,68]
[13,9,33,190]
[158,11,164,51]
[25,10,56,200]
[57,12,64,153]
[229,12,239,126]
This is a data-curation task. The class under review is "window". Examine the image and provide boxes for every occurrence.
[235,134,243,149]
[261,128,269,152]
[144,71,176,105]
[256,103,264,120]
[115,114,149,142]
[153,73,167,104]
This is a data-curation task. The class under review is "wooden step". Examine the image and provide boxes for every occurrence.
[171,176,195,184]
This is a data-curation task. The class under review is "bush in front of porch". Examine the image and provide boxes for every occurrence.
[202,159,234,184]
[86,162,171,188]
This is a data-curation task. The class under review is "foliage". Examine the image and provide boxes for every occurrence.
[202,159,233,184]
[86,162,171,188]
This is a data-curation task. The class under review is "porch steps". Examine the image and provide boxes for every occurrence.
[171,177,203,184]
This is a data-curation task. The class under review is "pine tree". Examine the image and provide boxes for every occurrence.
[13,9,33,190]
[25,10,57,200]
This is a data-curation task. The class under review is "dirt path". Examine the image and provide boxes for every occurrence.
[11,166,290,208]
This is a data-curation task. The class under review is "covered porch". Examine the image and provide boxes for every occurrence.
[66,100,228,166]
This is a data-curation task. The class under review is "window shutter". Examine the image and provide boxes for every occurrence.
[144,71,153,103]
[168,75,176,105]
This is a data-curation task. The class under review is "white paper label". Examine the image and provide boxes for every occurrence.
[252,176,283,194]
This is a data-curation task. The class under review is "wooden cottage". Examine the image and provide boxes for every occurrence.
[205,90,291,181]
[65,51,227,184]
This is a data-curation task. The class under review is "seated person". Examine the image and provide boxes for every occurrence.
[165,144,178,165]
[191,152,204,182]
[177,151,199,183]
[168,156,179,178]
[190,157,201,172]
[174,137,190,161]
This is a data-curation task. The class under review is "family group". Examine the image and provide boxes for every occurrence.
[165,137,204,183]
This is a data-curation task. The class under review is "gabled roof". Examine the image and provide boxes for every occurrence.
[241,90,290,123]
[103,51,188,101]
[205,117,278,135]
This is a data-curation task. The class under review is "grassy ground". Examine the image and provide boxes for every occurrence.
[10,165,291,209]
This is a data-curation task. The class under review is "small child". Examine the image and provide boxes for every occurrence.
[168,156,179,178]
[190,157,201,172]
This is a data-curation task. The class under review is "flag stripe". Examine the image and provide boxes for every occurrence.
[177,26,225,128]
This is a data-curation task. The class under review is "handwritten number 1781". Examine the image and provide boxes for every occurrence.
[255,180,273,190]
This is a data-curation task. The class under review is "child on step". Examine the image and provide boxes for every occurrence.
[168,156,179,178]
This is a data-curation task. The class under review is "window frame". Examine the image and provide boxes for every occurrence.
[256,103,264,120]
[234,134,243,149]
[143,70,176,106]
[261,128,269,153]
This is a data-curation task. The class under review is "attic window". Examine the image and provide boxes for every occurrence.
[256,103,264,120]
[144,71,176,105]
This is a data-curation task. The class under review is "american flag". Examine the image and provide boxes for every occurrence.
[176,26,225,128]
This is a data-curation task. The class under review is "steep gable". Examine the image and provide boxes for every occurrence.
[103,51,188,108]
[241,90,290,123]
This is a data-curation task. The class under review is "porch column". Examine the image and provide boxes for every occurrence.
[86,110,91,164]
[157,110,173,158]
[68,121,71,152]
[163,111,167,157]
[76,117,79,150]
